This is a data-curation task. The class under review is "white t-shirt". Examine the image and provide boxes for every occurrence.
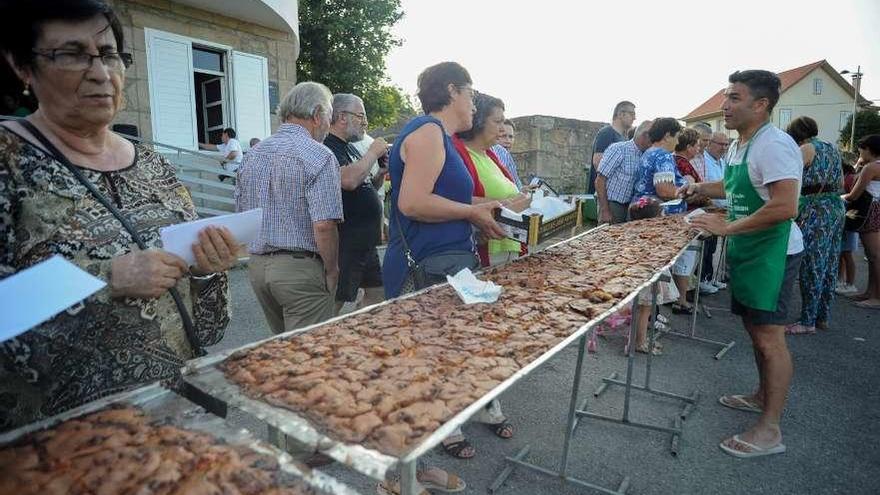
[218,138,243,164]
[726,124,803,255]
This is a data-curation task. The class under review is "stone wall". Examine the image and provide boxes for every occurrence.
[109,0,299,140]
[509,115,605,194]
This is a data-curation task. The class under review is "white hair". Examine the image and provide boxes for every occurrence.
[277,82,332,122]
[331,93,363,124]
[692,122,712,136]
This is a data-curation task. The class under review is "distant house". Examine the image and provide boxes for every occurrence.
[682,60,872,144]
[109,0,299,150]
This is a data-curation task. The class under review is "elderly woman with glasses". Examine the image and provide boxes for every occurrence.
[453,92,528,267]
[0,0,238,431]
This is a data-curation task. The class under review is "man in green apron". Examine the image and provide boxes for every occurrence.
[681,70,803,458]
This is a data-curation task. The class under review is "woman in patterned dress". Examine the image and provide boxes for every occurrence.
[785,117,845,333]
[0,0,238,431]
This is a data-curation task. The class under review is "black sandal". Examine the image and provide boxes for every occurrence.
[488,421,514,439]
[441,439,475,459]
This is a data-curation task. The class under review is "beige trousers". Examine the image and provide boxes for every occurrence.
[248,253,336,335]
[250,253,335,459]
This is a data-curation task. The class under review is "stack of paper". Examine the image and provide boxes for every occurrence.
[160,208,262,265]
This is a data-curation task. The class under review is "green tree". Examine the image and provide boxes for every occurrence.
[839,110,880,150]
[297,0,412,129]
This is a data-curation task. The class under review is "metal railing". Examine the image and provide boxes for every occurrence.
[1,115,235,217]
[116,134,235,217]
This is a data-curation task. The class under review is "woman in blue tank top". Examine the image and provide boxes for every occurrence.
[383,62,505,299]
[378,63,512,472]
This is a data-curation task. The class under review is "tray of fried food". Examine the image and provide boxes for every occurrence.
[0,383,360,495]
[181,216,696,468]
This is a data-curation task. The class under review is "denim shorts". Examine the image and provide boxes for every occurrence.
[841,231,859,252]
[730,252,802,326]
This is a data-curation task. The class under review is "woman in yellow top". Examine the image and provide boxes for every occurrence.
[454,92,528,266]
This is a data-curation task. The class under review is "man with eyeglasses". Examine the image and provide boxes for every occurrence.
[689,123,713,181]
[704,132,730,205]
[588,101,636,193]
[697,131,732,290]
[323,93,389,314]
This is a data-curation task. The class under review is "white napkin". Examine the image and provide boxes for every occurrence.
[446,268,503,304]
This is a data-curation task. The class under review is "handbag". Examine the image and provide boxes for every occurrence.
[18,119,210,357]
[844,192,872,232]
[391,203,477,291]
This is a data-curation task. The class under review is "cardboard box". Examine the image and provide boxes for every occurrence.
[494,199,583,246]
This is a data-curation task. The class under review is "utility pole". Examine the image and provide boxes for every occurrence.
[842,66,863,150]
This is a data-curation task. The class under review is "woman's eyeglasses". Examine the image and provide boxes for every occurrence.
[32,49,133,72]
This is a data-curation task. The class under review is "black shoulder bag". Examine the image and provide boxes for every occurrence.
[18,119,207,357]
[391,203,477,291]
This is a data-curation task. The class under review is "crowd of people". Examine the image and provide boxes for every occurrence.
[592,98,880,335]
[2,1,880,493]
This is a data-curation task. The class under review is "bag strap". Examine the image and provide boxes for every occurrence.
[17,119,206,357]
[391,202,418,269]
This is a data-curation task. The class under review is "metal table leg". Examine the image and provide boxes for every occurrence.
[490,334,628,494]
[580,290,697,453]
[399,459,418,495]
[657,239,736,359]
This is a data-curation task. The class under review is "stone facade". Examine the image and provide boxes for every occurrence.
[109,0,298,140]
[509,115,605,194]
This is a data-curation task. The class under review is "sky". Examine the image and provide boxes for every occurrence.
[385,0,880,123]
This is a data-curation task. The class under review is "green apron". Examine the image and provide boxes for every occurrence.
[724,123,792,312]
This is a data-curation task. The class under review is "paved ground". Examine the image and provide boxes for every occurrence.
[210,249,879,495]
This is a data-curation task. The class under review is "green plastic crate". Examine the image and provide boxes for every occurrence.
[580,194,597,221]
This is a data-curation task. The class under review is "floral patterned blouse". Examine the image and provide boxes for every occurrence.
[0,127,230,431]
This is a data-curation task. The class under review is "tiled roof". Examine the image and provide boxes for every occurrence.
[683,60,829,121]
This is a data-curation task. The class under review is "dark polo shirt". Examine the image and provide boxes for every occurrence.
[323,134,382,249]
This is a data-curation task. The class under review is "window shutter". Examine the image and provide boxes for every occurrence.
[145,30,198,150]
[231,52,271,147]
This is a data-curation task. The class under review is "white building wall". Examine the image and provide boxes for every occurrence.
[772,68,855,146]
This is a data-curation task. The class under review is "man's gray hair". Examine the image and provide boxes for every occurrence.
[331,93,364,124]
[634,120,653,137]
[692,122,712,136]
[277,82,332,121]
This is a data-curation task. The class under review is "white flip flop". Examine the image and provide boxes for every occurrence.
[719,435,786,458]
[718,394,763,413]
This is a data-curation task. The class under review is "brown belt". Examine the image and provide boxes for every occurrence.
[264,249,320,260]
[801,184,838,195]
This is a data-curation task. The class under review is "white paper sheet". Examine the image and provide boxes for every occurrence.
[160,208,262,266]
[0,256,107,342]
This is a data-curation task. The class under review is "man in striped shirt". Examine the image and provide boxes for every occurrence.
[235,82,344,334]
[595,119,654,224]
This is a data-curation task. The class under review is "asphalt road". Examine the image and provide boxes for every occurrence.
[211,250,879,495]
